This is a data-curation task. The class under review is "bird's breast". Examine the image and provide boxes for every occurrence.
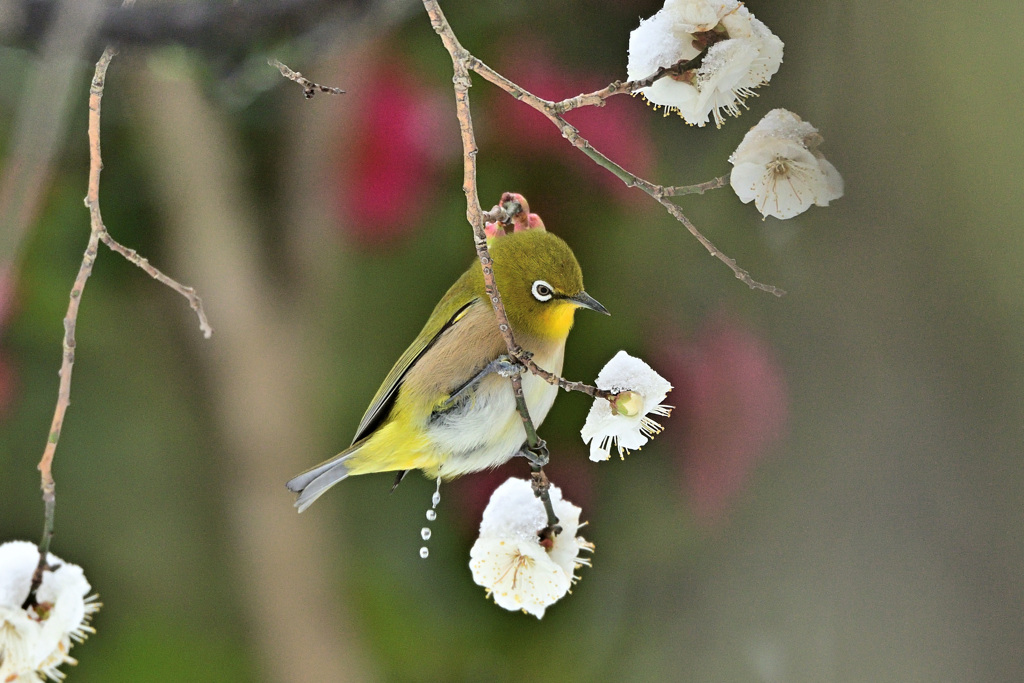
[425,340,565,477]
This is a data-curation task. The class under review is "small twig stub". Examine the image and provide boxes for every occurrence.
[269,59,345,99]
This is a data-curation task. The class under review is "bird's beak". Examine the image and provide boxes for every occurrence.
[569,291,610,315]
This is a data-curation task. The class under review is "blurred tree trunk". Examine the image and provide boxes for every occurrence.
[133,60,374,683]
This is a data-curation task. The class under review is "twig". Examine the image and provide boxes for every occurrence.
[660,173,731,197]
[422,2,516,355]
[547,51,710,115]
[29,42,213,602]
[507,369,560,534]
[98,234,212,337]
[269,59,345,99]
[28,46,118,602]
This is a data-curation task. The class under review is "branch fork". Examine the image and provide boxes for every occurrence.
[29,44,212,603]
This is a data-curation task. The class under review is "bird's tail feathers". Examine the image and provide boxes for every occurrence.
[286,447,358,513]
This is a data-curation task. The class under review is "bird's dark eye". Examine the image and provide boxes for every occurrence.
[531,280,554,302]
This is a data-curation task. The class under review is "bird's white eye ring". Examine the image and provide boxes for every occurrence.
[532,280,554,302]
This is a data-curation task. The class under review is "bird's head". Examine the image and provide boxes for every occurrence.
[491,230,609,341]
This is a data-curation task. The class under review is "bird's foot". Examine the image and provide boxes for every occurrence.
[437,356,525,414]
[518,439,549,468]
[494,354,524,378]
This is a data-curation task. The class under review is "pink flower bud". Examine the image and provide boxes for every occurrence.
[525,213,546,231]
[484,221,506,240]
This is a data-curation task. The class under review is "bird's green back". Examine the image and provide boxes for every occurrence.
[351,266,483,443]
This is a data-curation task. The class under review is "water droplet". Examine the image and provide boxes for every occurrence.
[432,492,441,507]
[419,547,429,559]
[426,510,437,521]
[421,527,432,541]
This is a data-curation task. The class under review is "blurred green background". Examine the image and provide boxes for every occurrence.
[2,0,1023,681]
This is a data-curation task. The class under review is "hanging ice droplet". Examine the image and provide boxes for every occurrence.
[432,476,442,508]
[419,476,441,559]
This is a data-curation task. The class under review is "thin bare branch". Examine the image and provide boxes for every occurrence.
[269,59,346,99]
[30,45,118,601]
[547,51,710,115]
[99,233,212,337]
[30,41,213,601]
[660,173,731,197]
[423,1,521,358]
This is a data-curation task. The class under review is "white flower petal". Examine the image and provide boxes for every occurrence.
[730,109,843,219]
[581,351,673,461]
[0,607,38,680]
[470,538,568,618]
[641,77,699,113]
[0,542,42,610]
[665,0,739,33]
[627,8,699,82]
[687,38,759,127]
[815,156,845,205]
[720,8,784,89]
[0,542,98,682]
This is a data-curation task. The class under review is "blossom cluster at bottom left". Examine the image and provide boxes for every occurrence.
[0,541,99,682]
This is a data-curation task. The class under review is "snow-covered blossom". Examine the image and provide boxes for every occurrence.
[627,0,783,127]
[0,541,99,682]
[469,478,593,618]
[729,108,844,219]
[581,351,673,462]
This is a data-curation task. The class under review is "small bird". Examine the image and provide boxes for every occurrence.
[287,229,608,512]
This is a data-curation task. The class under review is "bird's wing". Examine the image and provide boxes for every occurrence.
[351,294,480,444]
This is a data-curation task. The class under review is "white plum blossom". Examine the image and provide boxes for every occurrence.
[581,351,673,462]
[627,0,783,127]
[469,478,593,618]
[0,541,99,682]
[665,0,732,33]
[729,108,844,219]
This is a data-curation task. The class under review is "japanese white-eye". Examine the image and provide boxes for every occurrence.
[287,229,607,511]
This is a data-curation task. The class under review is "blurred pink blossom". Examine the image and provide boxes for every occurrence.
[490,50,656,197]
[332,61,453,246]
[661,313,788,525]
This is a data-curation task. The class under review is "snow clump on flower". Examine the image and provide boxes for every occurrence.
[729,108,844,219]
[627,0,784,127]
[0,541,99,682]
[469,478,593,618]
[581,351,673,462]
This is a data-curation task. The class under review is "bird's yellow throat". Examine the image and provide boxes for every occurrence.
[538,301,577,340]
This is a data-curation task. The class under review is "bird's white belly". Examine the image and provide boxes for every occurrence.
[426,348,563,477]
